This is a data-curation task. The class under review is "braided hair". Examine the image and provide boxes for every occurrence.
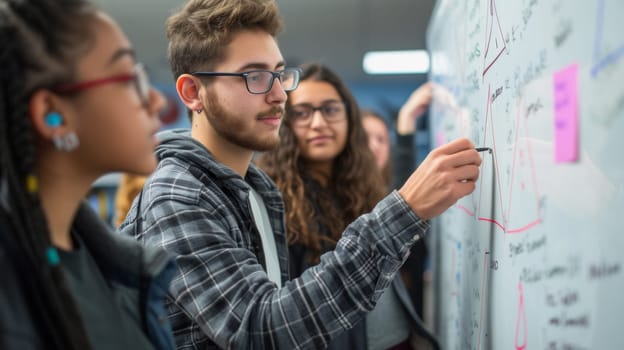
[0,0,97,348]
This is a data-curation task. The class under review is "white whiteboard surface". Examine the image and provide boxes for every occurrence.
[427,0,624,349]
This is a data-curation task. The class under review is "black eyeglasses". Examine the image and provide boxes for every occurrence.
[287,101,346,127]
[191,67,301,94]
[52,63,150,106]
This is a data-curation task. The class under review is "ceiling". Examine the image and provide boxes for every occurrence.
[95,0,436,85]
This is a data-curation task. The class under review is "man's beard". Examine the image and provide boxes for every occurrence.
[204,92,283,152]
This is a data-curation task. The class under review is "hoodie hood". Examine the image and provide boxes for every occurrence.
[154,129,276,196]
[156,129,213,171]
[155,128,244,183]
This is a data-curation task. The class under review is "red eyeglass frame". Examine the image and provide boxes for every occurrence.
[50,63,149,106]
[52,74,136,94]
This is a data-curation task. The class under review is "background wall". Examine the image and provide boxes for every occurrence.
[93,0,435,85]
[427,0,624,349]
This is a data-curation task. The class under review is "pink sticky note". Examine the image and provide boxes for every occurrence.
[436,131,446,146]
[553,63,579,163]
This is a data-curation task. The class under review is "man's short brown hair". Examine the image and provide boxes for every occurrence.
[166,0,283,79]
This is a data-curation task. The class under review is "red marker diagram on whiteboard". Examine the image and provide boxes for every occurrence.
[515,281,528,350]
[455,85,542,234]
[482,0,506,77]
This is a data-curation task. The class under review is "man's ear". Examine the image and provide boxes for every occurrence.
[28,90,73,141]
[176,74,205,112]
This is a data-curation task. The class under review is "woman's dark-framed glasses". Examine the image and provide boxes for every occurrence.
[287,101,346,127]
[191,67,301,94]
[52,63,150,106]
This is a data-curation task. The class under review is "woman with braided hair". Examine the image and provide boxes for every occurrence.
[0,0,176,349]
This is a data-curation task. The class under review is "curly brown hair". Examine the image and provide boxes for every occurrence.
[256,63,386,263]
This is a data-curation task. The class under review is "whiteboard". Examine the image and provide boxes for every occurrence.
[427,0,624,349]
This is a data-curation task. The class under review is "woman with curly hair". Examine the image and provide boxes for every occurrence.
[257,63,439,350]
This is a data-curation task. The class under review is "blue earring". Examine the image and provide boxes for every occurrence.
[44,112,80,152]
[45,112,63,127]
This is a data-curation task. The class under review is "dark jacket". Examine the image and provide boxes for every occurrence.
[0,203,177,350]
[288,177,439,350]
[292,246,439,350]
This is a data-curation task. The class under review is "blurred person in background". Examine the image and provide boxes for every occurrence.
[114,173,147,227]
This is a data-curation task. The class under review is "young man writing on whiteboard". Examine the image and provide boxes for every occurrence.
[120,0,483,348]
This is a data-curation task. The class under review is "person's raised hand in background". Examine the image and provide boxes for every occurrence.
[397,82,432,136]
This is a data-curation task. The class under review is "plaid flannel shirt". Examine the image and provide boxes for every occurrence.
[120,129,429,349]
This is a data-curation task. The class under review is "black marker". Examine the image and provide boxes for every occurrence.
[475,147,492,153]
